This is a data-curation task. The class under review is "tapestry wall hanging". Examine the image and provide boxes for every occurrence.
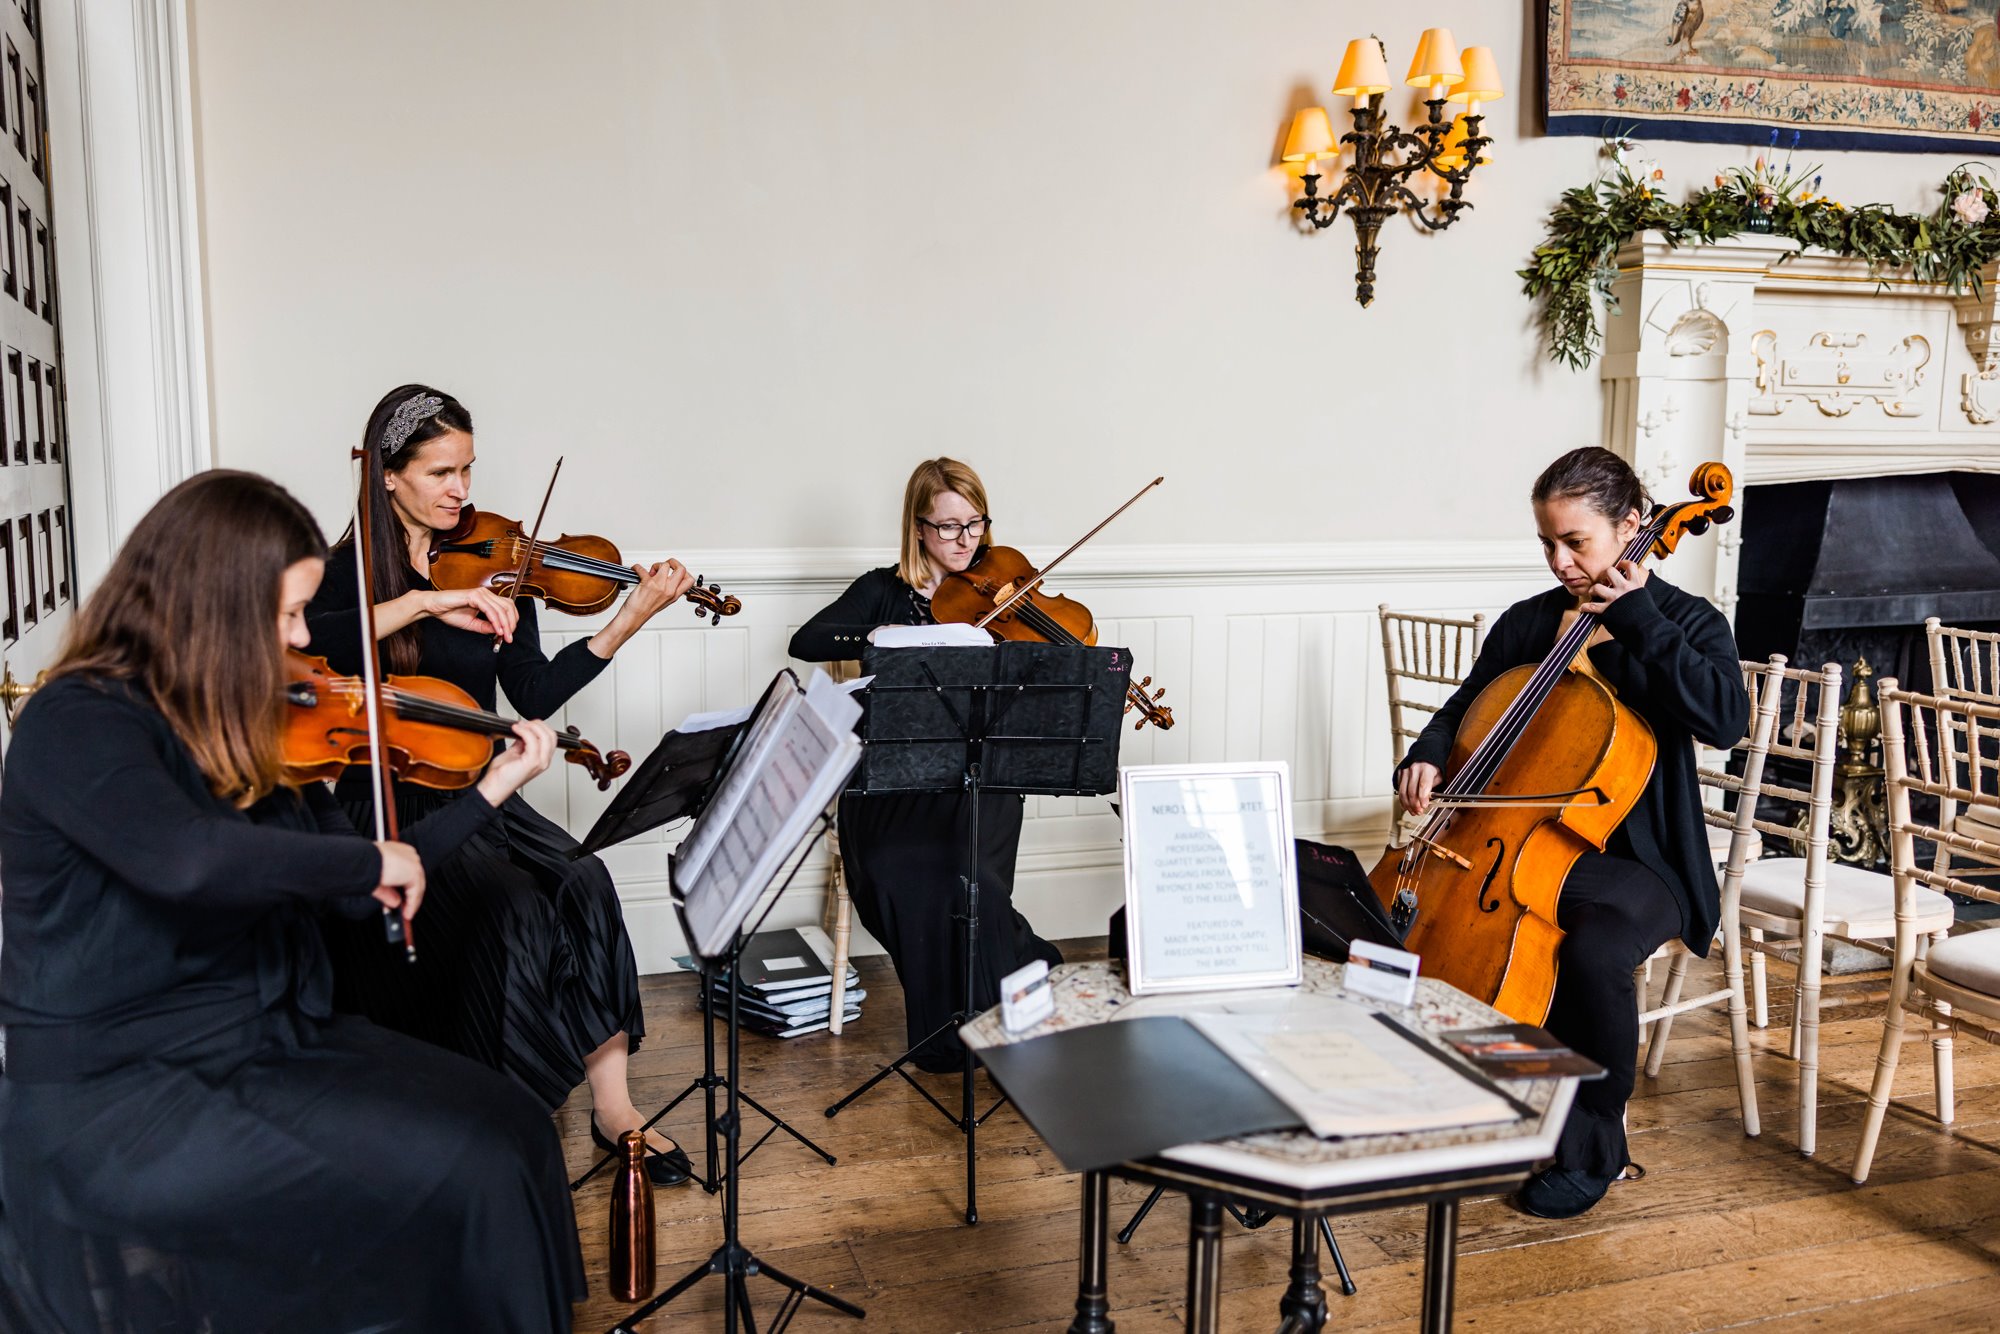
[1545,1,2000,153]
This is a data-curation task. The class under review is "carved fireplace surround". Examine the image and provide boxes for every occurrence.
[1602,233,2000,619]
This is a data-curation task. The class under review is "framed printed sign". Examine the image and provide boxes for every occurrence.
[1119,762,1302,996]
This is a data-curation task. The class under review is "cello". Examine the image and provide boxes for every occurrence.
[1368,463,1736,1024]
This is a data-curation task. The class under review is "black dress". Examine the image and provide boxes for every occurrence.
[791,566,1062,1071]
[1400,576,1749,1176]
[0,676,585,1333]
[307,543,644,1110]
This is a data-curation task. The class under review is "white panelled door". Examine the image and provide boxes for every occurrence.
[0,0,73,749]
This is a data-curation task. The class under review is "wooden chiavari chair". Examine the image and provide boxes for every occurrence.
[1722,661,1955,1156]
[1378,604,1485,843]
[1851,682,1992,1184]
[1637,657,1782,1139]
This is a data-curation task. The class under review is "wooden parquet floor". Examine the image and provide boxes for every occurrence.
[561,941,2000,1332]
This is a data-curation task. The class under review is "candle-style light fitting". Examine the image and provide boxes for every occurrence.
[1289,29,1498,307]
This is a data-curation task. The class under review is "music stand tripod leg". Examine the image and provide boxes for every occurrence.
[823,764,993,1228]
[616,820,865,1334]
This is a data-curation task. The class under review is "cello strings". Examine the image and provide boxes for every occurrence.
[1409,513,1669,849]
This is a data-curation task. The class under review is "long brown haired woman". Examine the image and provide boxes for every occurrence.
[789,457,1063,1071]
[0,470,582,1332]
[308,384,695,1183]
[1395,446,1747,1219]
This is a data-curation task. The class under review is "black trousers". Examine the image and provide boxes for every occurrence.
[1544,851,1685,1177]
[837,788,1062,1070]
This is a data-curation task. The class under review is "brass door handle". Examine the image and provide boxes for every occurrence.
[1,665,46,722]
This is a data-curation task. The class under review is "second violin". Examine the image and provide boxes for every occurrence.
[430,504,742,624]
[283,650,631,791]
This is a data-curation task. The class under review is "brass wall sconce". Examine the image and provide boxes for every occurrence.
[1284,31,1500,307]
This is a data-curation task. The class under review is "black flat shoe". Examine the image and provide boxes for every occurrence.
[1512,1164,1616,1219]
[591,1118,693,1188]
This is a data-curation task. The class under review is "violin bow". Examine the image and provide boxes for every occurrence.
[352,443,415,962]
[973,476,1163,631]
[494,457,564,654]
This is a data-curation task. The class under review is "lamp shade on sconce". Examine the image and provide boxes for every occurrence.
[1406,28,1463,92]
[1332,38,1392,98]
[1283,106,1337,163]
[1446,45,1504,104]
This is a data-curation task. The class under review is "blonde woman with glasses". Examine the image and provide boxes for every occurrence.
[790,457,1062,1071]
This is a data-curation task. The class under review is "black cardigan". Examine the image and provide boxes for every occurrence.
[1399,576,1747,954]
[788,566,932,663]
[0,677,500,1081]
[306,543,608,720]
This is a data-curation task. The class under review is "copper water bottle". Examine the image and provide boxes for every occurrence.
[609,1129,656,1301]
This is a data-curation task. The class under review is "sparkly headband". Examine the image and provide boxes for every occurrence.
[381,393,444,457]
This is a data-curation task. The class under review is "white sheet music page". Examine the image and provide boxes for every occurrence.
[680,673,863,957]
[1180,993,1517,1139]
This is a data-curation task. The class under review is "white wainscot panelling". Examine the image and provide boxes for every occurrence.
[510,543,1549,973]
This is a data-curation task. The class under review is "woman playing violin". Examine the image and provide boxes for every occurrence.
[1396,446,1746,1219]
[0,470,582,1331]
[309,383,695,1184]
[791,457,1062,1071]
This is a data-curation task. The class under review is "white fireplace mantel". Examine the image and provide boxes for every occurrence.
[1602,233,2000,618]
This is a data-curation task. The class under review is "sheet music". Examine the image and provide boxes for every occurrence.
[679,671,863,957]
[1182,994,1518,1139]
[672,683,802,888]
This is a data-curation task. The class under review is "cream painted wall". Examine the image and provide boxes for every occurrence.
[185,0,1983,554]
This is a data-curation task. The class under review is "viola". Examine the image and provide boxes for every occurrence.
[931,539,1175,732]
[429,505,742,624]
[282,650,631,792]
[1368,464,1736,1024]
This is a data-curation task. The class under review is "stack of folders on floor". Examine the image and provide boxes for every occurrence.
[683,925,864,1039]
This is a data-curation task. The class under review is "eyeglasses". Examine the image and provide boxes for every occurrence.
[918,516,991,541]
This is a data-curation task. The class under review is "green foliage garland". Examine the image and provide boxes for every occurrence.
[1520,154,2000,371]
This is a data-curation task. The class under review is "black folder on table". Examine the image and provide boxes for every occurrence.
[975,1017,1301,1172]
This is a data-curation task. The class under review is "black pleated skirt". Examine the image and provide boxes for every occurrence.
[0,1009,585,1333]
[837,789,1061,1069]
[321,787,644,1110]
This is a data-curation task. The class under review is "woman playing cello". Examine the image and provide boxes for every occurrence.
[1396,447,1746,1218]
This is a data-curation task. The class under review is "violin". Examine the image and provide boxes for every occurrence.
[928,479,1175,731]
[282,650,632,791]
[429,505,742,625]
[1368,464,1736,1024]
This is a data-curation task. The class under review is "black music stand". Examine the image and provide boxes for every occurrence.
[822,640,1129,1225]
[568,679,837,1195]
[612,672,867,1334]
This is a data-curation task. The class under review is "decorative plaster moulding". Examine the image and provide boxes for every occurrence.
[1598,233,2000,620]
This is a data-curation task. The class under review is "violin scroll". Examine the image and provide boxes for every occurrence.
[688,577,743,625]
[562,725,632,790]
[1124,675,1175,731]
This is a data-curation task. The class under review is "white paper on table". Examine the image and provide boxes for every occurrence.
[870,623,994,649]
[1184,993,1518,1139]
